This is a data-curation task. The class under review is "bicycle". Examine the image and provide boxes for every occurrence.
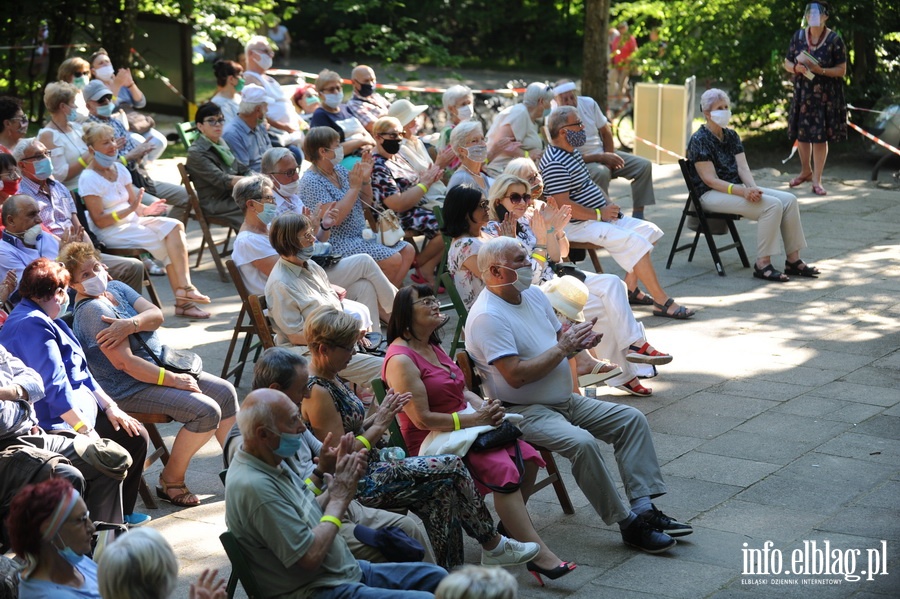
[607,81,635,152]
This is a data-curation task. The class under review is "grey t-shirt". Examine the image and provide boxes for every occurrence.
[72,281,163,400]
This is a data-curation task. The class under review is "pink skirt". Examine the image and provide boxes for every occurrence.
[464,441,545,495]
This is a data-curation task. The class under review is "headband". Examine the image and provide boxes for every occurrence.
[22,488,78,579]
[553,82,577,95]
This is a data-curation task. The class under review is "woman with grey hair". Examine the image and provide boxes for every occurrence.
[97,527,226,599]
[687,88,818,282]
[231,174,279,294]
[447,121,494,196]
[484,82,553,176]
[437,85,475,160]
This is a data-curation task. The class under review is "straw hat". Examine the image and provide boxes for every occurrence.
[387,99,428,127]
[541,276,589,322]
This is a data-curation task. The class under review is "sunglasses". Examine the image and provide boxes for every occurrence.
[504,193,532,205]
[203,117,226,126]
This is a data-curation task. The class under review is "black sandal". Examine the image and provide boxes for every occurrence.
[753,263,790,283]
[652,298,695,320]
[628,287,655,306]
[784,259,820,278]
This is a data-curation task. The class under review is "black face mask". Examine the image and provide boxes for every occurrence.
[359,83,374,97]
[381,139,402,155]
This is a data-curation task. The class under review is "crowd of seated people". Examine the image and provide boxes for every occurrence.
[0,45,829,597]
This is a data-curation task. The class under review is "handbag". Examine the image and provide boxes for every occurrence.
[470,419,523,452]
[549,261,587,282]
[469,440,525,493]
[376,209,405,247]
[133,333,202,380]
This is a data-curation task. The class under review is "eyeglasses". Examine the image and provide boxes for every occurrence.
[67,510,91,526]
[96,97,112,105]
[504,193,532,204]
[413,297,441,308]
[562,121,584,130]
[321,86,342,94]
[257,195,276,203]
[202,117,226,126]
[21,151,51,162]
[299,229,316,242]
[74,71,90,77]
[9,115,27,124]
[0,168,22,181]
[331,343,357,353]
[272,167,300,177]
[526,173,540,184]
[379,132,402,140]
[477,199,489,210]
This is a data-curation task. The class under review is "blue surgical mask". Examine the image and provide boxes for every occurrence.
[66,106,79,123]
[57,543,85,566]
[543,107,551,119]
[92,150,118,169]
[97,103,114,118]
[58,291,71,316]
[268,428,303,458]
[257,202,277,226]
[33,157,53,180]
[297,244,316,262]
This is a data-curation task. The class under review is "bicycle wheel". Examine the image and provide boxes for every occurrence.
[616,110,635,152]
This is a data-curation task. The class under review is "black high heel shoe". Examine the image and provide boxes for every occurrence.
[526,561,577,586]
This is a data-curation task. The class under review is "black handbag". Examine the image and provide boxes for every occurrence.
[470,420,523,452]
[468,440,525,493]
[549,261,587,282]
[134,334,202,380]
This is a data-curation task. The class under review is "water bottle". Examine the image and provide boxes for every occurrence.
[379,446,406,462]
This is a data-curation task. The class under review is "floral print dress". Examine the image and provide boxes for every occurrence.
[306,375,496,569]
[371,154,440,239]
[786,28,847,143]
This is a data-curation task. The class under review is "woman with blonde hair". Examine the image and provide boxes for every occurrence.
[37,82,92,190]
[78,122,212,319]
[56,57,92,121]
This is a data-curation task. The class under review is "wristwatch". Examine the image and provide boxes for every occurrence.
[13,384,25,401]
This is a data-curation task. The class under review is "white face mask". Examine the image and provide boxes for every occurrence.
[94,65,115,81]
[330,145,345,166]
[255,50,273,71]
[489,265,532,292]
[456,104,473,121]
[276,178,301,197]
[710,109,731,128]
[80,268,109,297]
[23,223,42,246]
[323,93,343,109]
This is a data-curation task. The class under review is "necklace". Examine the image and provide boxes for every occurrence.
[461,162,483,179]
[313,163,341,188]
[806,27,827,51]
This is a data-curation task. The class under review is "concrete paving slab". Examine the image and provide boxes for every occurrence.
[662,452,781,488]
[600,553,735,599]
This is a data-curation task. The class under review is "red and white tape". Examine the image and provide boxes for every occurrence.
[633,135,685,160]
[268,68,525,96]
[847,121,900,157]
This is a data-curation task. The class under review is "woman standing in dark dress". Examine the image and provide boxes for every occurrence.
[783,1,847,196]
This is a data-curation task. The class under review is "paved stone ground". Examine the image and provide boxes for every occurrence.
[139,155,898,598]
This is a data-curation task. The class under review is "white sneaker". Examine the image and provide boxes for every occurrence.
[480,537,541,567]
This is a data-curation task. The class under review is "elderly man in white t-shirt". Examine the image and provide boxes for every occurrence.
[465,237,694,555]
[243,36,304,158]
[552,79,656,219]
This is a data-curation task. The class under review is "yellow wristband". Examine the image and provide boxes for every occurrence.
[305,477,323,496]
[727,184,734,195]
[531,252,547,263]
[112,211,121,223]
[73,420,86,432]
[320,515,342,529]
[78,157,88,168]
[595,208,602,221]
[157,367,165,385]
[524,150,530,158]
[451,411,461,431]
[416,183,428,193]
[355,435,372,451]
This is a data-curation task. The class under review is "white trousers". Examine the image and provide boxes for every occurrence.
[564,215,663,272]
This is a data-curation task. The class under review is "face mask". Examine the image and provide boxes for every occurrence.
[92,149,118,169]
[358,83,374,97]
[73,76,87,90]
[306,95,320,107]
[276,177,301,196]
[1,179,18,195]
[255,50,273,71]
[323,93,343,109]
[33,157,53,180]
[94,65,114,81]
[543,107,552,119]
[465,144,487,163]
[710,109,731,128]
[54,535,85,566]
[235,78,245,93]
[565,129,587,148]
[297,244,316,261]
[381,139,401,155]
[80,268,108,297]
[57,291,70,316]
[256,202,278,226]
[269,428,303,458]
[23,224,42,246]
[97,103,114,118]
[330,145,345,166]
[456,104,473,121]
[492,265,532,292]
[66,106,79,123]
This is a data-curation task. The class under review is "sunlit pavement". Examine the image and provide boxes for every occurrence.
[144,156,898,598]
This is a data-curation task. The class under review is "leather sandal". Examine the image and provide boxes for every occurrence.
[617,377,652,397]
[156,477,200,508]
[626,342,673,365]
[811,184,827,196]
[784,259,820,278]
[578,360,623,387]
[175,298,211,319]
[752,263,789,283]
[789,173,812,188]
[628,287,655,306]
[176,284,211,304]
[652,298,695,320]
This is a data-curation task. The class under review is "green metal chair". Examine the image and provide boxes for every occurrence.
[439,271,467,357]
[176,121,198,148]
[220,531,263,599]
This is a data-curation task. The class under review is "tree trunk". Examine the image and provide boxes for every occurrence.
[581,0,610,112]
[97,0,139,68]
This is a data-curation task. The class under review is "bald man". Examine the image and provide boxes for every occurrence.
[346,65,391,135]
